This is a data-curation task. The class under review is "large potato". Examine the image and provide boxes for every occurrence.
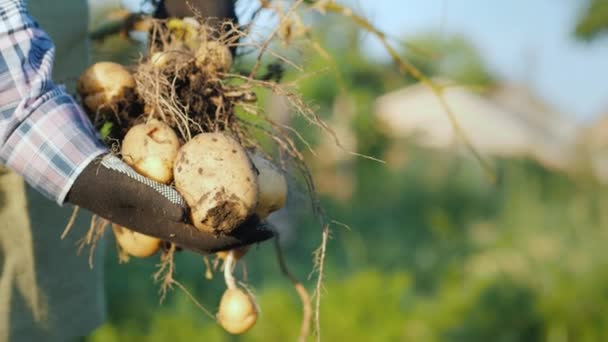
[174,133,258,234]
[121,120,180,184]
[248,151,288,219]
[77,62,135,112]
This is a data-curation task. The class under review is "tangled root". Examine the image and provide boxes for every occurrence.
[133,19,254,142]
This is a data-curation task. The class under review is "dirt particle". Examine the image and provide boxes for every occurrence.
[212,137,217,142]
[213,189,226,201]
[146,127,159,137]
[195,192,211,207]
[198,167,203,175]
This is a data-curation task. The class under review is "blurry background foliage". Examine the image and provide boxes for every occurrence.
[575,0,608,41]
[86,1,608,341]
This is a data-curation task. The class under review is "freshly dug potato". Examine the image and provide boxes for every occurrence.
[248,152,288,219]
[150,48,189,69]
[217,288,258,335]
[77,62,135,112]
[174,133,258,234]
[121,120,180,184]
[112,224,161,258]
[195,40,232,74]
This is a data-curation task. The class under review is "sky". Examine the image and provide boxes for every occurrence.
[351,0,608,122]
[115,0,608,122]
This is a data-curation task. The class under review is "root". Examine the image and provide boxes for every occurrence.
[115,238,130,264]
[173,280,215,320]
[274,236,312,342]
[203,256,213,280]
[153,243,177,303]
[241,259,249,283]
[312,224,330,341]
[248,0,306,79]
[153,245,214,319]
[223,250,237,290]
[60,206,80,240]
[76,214,109,269]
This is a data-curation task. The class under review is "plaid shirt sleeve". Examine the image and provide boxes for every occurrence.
[0,0,108,205]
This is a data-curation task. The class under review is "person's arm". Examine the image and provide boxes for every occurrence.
[0,0,107,202]
[0,0,272,253]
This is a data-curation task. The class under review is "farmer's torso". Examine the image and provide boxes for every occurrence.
[0,1,106,341]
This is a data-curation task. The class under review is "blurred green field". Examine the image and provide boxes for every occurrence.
[88,146,608,341]
[86,5,608,341]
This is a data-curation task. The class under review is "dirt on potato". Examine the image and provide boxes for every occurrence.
[197,189,245,236]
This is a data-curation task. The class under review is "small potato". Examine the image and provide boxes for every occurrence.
[121,120,180,184]
[248,151,288,219]
[195,41,232,74]
[174,133,258,234]
[217,288,258,335]
[150,48,189,69]
[77,62,135,112]
[112,224,161,258]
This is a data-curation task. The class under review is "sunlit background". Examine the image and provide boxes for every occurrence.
[85,1,608,341]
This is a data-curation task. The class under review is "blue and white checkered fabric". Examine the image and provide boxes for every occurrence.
[101,155,186,206]
[0,0,108,204]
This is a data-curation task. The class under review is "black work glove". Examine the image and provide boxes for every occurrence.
[66,154,273,254]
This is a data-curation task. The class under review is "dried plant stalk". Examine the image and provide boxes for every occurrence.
[274,236,312,342]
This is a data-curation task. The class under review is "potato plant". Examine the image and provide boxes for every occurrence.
[68,1,466,340]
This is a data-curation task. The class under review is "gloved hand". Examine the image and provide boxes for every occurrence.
[66,154,273,254]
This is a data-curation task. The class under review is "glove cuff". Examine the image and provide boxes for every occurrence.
[100,155,185,206]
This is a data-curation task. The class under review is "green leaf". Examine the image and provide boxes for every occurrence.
[100,121,114,140]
